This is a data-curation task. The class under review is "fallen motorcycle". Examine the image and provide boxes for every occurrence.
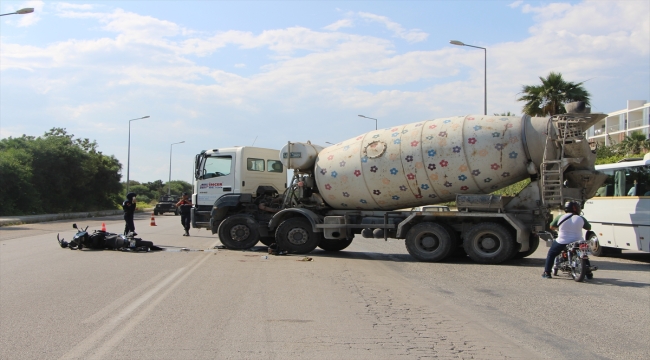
[57,223,162,252]
[553,239,598,282]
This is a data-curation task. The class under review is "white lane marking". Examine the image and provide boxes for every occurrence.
[60,240,219,360]
[88,249,216,359]
[83,271,170,324]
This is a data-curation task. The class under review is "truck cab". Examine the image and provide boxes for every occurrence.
[192,146,286,230]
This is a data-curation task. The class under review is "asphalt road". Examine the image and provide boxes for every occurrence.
[1,214,648,359]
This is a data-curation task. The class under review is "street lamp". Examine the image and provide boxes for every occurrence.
[358,114,378,130]
[450,40,487,115]
[0,8,34,16]
[126,116,150,193]
[168,141,185,195]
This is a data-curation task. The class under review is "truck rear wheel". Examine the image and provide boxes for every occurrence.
[318,238,353,252]
[512,234,540,259]
[463,223,515,264]
[276,218,322,254]
[405,223,454,262]
[217,215,260,250]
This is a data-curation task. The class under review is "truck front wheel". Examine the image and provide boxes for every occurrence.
[217,215,260,250]
[405,223,454,262]
[463,223,515,264]
[276,218,322,254]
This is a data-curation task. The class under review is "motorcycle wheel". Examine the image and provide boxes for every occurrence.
[571,256,587,282]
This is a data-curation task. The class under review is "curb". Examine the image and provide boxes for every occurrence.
[0,208,154,227]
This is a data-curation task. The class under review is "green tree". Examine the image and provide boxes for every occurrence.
[494,111,516,116]
[167,180,193,195]
[0,128,123,215]
[517,72,591,117]
[616,131,650,156]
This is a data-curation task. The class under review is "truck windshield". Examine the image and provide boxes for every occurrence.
[202,155,232,179]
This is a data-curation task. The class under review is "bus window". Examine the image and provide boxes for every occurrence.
[268,160,283,173]
[595,169,614,197]
[614,170,626,196]
[628,165,650,196]
[247,158,265,172]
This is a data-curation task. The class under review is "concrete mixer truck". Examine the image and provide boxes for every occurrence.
[191,102,607,264]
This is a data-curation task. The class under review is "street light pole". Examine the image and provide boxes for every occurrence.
[126,116,150,193]
[358,114,378,130]
[0,8,34,16]
[450,40,487,115]
[168,141,185,195]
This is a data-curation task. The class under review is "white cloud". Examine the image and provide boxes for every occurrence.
[508,1,523,9]
[323,19,354,31]
[358,12,428,43]
[3,0,44,27]
[55,2,95,11]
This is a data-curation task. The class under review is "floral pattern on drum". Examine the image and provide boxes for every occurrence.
[312,114,529,210]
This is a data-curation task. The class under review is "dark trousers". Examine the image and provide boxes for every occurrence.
[544,240,566,274]
[181,213,190,231]
[124,215,135,235]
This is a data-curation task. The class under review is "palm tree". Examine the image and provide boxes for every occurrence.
[517,72,591,117]
[617,131,650,155]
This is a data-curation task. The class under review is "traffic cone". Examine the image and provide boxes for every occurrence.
[101,222,106,232]
[150,213,157,226]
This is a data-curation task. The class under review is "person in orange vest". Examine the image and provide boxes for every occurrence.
[176,192,193,236]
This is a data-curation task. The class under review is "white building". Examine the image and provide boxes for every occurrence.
[586,100,650,147]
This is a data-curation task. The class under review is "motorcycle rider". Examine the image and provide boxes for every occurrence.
[122,192,137,236]
[542,201,591,279]
[176,192,192,236]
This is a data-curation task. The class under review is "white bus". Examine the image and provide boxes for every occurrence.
[582,152,650,256]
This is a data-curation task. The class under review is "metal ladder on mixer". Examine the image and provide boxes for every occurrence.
[539,114,586,207]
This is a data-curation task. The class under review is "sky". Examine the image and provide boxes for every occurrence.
[1,0,649,184]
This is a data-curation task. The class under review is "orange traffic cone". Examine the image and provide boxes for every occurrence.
[101,222,106,232]
[150,213,157,226]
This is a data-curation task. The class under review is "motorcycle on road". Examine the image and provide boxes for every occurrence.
[57,223,162,252]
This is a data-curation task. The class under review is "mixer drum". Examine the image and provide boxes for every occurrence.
[314,115,540,210]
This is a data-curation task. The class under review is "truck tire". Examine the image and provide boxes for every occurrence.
[217,215,260,250]
[463,223,515,264]
[174,209,179,216]
[276,217,322,254]
[405,223,454,262]
[318,238,353,252]
[512,234,540,259]
[154,210,159,216]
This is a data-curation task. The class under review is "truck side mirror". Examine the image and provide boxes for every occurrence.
[73,223,78,229]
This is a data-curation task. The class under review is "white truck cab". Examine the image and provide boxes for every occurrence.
[192,146,286,230]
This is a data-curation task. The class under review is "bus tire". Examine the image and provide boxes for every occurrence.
[588,233,606,257]
[217,215,260,250]
[405,222,454,262]
[463,223,515,264]
[276,217,322,254]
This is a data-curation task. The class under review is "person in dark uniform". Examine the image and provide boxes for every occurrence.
[176,192,192,236]
[122,192,137,235]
